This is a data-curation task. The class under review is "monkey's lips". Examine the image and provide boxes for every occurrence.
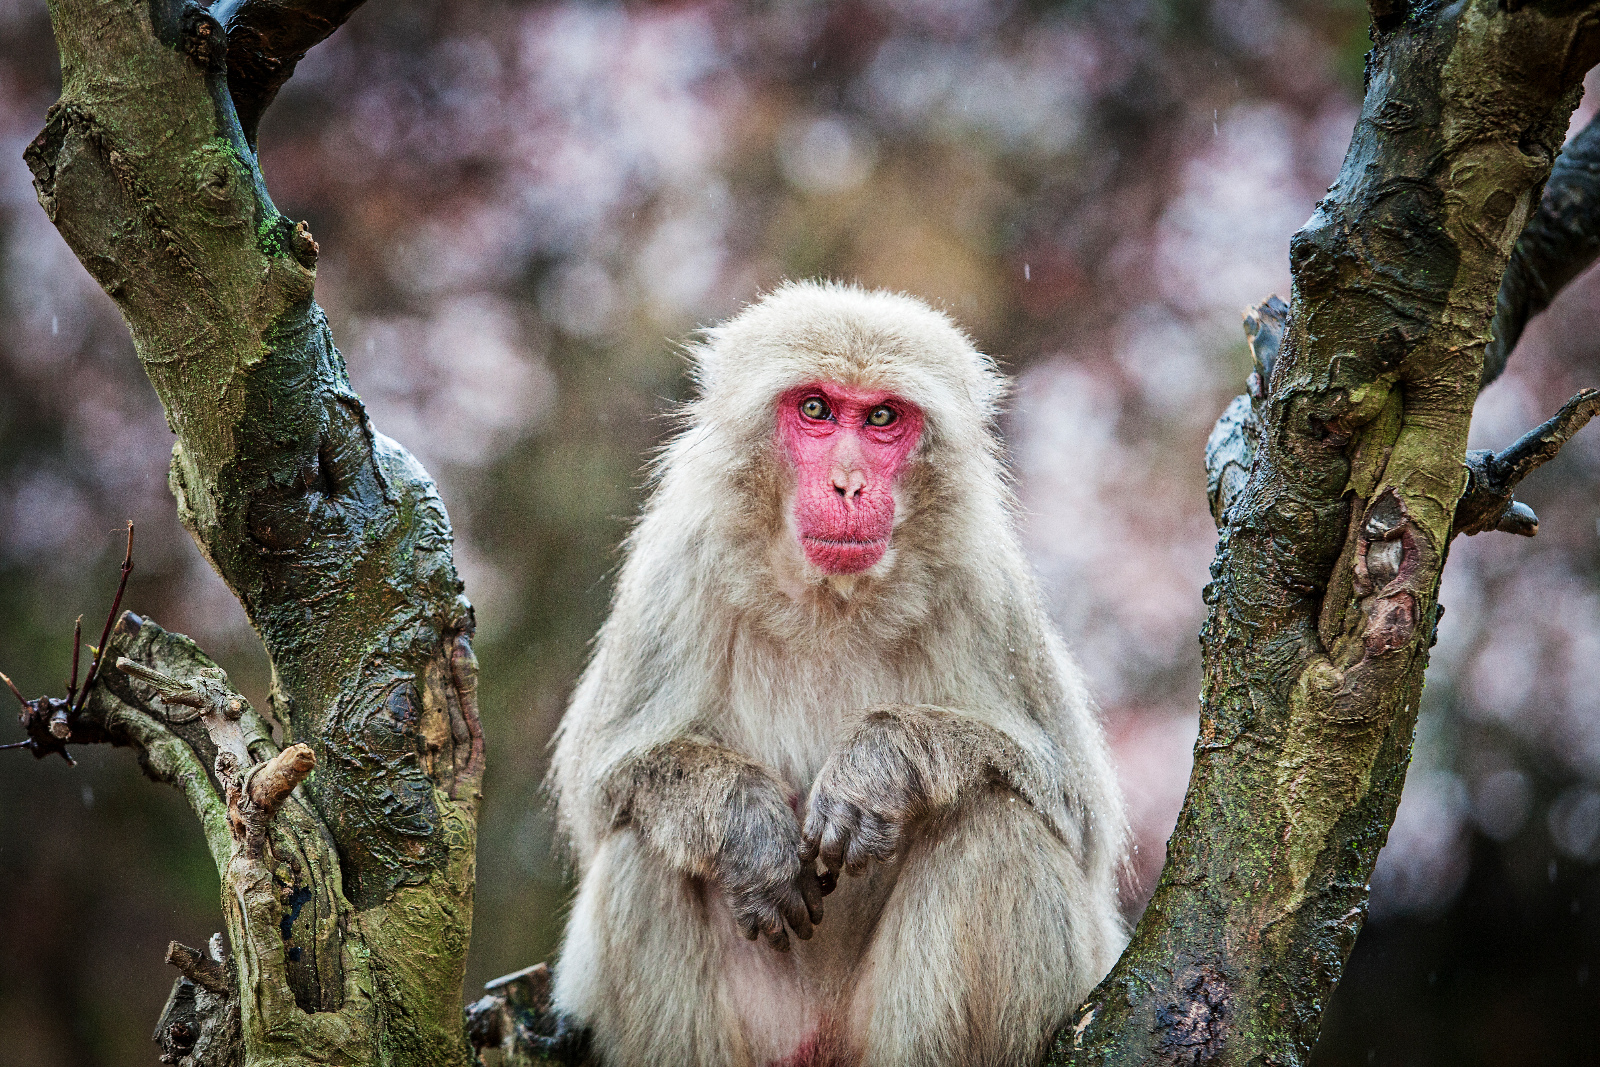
[801,535,889,574]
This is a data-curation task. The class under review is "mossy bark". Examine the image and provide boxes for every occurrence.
[1053,4,1600,1065]
[25,0,484,1063]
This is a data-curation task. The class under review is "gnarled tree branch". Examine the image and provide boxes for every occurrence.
[1058,4,1600,1064]
[70,611,367,1066]
[22,0,486,1058]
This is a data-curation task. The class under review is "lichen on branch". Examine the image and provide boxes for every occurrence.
[23,0,488,1060]
[1055,4,1600,1064]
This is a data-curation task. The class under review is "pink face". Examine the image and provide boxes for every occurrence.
[777,383,924,574]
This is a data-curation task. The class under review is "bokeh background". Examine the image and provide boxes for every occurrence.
[2,0,1599,1063]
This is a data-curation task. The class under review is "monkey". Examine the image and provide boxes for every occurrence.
[548,281,1127,1067]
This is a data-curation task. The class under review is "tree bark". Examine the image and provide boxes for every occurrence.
[24,0,484,1062]
[1484,110,1600,387]
[1053,3,1600,1064]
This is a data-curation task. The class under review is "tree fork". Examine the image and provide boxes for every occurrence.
[23,0,484,1060]
[1055,4,1600,1065]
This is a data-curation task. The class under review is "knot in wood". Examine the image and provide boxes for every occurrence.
[179,2,228,72]
[291,220,319,269]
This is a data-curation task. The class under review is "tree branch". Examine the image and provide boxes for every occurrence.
[1485,112,1600,387]
[465,964,590,1066]
[25,0,484,1058]
[210,0,371,149]
[1453,388,1600,536]
[167,940,231,996]
[72,612,372,1065]
[1059,4,1600,1064]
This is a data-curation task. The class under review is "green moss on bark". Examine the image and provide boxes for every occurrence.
[1053,4,1600,1065]
[26,0,484,1063]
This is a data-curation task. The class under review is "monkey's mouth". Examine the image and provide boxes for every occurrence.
[800,536,889,574]
[803,537,888,547]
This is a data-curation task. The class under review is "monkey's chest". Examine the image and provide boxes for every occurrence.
[717,638,929,791]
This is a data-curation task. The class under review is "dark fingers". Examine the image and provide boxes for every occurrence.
[780,885,814,941]
[799,866,828,923]
[763,914,791,952]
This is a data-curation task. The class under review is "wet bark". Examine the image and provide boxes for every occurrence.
[1053,3,1600,1065]
[1485,110,1600,387]
[22,0,486,1062]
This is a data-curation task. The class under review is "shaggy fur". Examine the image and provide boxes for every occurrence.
[549,281,1127,1067]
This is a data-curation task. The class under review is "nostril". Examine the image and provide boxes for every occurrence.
[834,484,848,497]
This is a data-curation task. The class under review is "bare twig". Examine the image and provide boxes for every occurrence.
[0,526,134,762]
[166,940,231,995]
[65,615,81,709]
[71,520,133,718]
[115,656,254,765]
[1453,389,1600,536]
[246,742,315,814]
[0,670,26,707]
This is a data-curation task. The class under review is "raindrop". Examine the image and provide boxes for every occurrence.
[51,315,59,335]
[1024,263,1031,282]
[1213,109,1219,137]
[81,783,93,808]
[1550,859,1559,882]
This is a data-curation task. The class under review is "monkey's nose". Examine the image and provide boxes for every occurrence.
[830,470,867,500]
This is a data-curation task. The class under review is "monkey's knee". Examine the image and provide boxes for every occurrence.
[553,835,753,1067]
[852,791,1121,1067]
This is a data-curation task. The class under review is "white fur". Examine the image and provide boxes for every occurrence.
[549,281,1127,1067]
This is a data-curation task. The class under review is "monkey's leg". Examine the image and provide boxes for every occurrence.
[845,788,1124,1067]
[554,830,825,1067]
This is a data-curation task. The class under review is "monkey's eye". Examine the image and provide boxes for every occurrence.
[800,397,832,421]
[867,405,897,428]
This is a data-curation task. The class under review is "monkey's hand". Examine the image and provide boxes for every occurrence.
[714,781,830,952]
[801,709,934,878]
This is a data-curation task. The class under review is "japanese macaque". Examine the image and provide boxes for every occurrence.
[549,281,1127,1067]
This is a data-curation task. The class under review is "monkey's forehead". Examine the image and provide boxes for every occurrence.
[690,281,1006,420]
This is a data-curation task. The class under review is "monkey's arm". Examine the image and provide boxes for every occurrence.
[601,738,829,951]
[801,704,1062,877]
